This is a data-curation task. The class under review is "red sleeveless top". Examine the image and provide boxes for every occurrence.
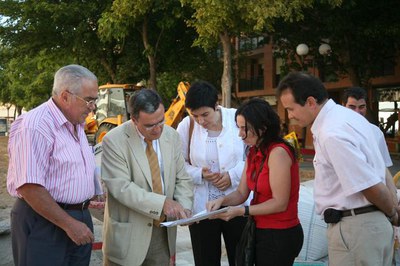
[246,143,300,229]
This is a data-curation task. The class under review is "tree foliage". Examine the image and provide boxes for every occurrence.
[0,0,117,111]
[98,0,187,90]
[272,0,400,88]
[0,0,221,114]
[2,0,398,118]
[180,0,342,107]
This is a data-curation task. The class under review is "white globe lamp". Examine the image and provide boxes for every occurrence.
[296,43,309,56]
[318,43,331,55]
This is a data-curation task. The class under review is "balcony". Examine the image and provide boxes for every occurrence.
[238,76,264,92]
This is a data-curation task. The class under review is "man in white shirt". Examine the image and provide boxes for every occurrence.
[277,72,398,266]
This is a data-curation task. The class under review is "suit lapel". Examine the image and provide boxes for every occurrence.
[124,121,153,189]
[159,130,171,194]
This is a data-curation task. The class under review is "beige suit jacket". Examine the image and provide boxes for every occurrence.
[101,120,193,266]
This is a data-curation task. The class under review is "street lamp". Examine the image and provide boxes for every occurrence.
[294,43,331,148]
[296,43,309,57]
[296,43,331,72]
[296,43,331,56]
[318,43,331,56]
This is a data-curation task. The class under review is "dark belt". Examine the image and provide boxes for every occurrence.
[341,205,379,217]
[57,199,91,211]
[324,205,380,223]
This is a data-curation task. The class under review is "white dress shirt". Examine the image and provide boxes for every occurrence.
[370,123,392,167]
[311,99,386,215]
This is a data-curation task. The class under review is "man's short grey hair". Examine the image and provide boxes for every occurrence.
[52,64,97,96]
[129,89,163,119]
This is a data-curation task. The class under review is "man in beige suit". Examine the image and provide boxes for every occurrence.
[101,89,193,266]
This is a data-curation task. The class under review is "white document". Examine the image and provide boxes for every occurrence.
[160,207,230,227]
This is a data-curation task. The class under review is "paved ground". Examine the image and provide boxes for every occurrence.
[0,212,224,266]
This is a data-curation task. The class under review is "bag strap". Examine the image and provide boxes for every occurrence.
[253,144,277,198]
[253,156,266,203]
[187,116,194,165]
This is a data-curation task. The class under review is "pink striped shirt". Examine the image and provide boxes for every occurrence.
[7,99,97,204]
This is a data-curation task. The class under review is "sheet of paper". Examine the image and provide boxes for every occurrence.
[160,207,230,227]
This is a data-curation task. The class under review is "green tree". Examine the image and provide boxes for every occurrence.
[3,51,67,112]
[180,0,342,107]
[98,0,188,91]
[0,0,133,109]
[272,0,400,121]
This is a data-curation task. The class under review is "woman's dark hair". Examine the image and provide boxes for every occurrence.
[235,98,296,158]
[185,80,218,110]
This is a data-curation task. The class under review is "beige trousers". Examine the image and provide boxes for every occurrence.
[327,210,394,266]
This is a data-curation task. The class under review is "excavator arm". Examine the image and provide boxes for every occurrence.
[164,82,190,128]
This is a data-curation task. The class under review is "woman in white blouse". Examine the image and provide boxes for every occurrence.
[177,81,249,266]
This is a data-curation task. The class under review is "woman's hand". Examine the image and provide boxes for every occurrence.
[206,197,224,212]
[202,167,220,182]
[213,172,232,191]
[209,206,242,221]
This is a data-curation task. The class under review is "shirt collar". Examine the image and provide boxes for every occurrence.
[47,98,85,130]
[133,122,160,148]
[311,99,335,136]
[47,98,69,129]
[134,123,145,141]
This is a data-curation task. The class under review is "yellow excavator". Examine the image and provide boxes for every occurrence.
[85,82,190,144]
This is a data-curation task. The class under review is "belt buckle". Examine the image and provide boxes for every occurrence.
[82,199,90,210]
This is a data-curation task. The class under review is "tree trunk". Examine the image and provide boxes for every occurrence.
[100,58,117,83]
[343,34,362,87]
[141,17,157,91]
[233,37,240,103]
[220,31,232,108]
[16,106,23,117]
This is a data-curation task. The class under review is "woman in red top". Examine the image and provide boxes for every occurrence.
[207,98,303,265]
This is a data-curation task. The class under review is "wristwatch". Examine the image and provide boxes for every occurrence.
[244,206,250,217]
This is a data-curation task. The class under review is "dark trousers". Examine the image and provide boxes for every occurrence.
[255,223,303,266]
[189,216,247,266]
[11,198,93,266]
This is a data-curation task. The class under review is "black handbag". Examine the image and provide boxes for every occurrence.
[235,156,265,266]
[235,216,256,266]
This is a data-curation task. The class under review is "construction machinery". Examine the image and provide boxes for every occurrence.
[164,82,190,128]
[85,82,190,144]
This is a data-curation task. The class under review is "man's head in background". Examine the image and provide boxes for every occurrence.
[343,87,368,117]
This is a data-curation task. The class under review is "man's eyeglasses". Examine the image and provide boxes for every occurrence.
[144,120,165,131]
[66,91,97,108]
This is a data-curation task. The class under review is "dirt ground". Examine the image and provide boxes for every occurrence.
[0,136,14,266]
[0,137,14,218]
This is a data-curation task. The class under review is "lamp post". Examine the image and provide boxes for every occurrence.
[295,43,331,148]
[296,44,309,71]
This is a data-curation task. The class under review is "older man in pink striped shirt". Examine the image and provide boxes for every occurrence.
[7,64,101,266]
